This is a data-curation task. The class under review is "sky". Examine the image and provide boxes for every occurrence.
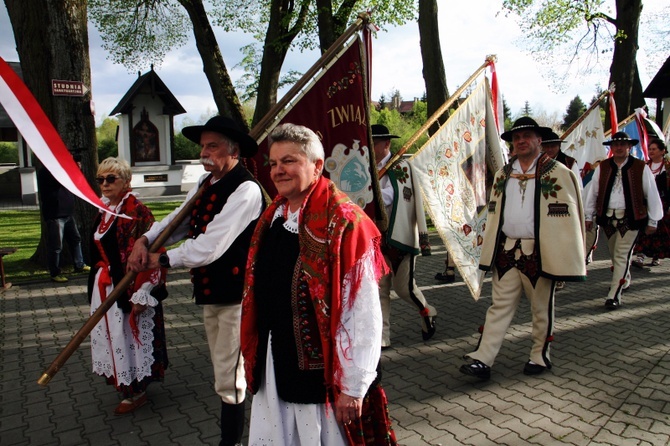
[1,1,666,130]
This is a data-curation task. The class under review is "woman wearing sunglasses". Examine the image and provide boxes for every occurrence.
[87,157,169,415]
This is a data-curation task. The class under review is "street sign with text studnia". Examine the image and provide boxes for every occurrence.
[51,80,89,97]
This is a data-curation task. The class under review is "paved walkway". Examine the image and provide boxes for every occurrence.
[1,232,669,445]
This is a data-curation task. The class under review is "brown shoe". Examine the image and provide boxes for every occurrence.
[114,392,147,415]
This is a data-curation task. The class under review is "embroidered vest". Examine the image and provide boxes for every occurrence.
[190,164,262,305]
[595,157,648,230]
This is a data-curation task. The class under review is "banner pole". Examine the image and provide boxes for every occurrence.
[37,184,206,386]
[378,55,494,178]
[561,87,612,140]
[250,12,370,141]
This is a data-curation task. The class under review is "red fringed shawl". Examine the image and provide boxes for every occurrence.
[241,176,387,398]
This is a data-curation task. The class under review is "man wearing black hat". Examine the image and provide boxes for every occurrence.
[460,117,586,381]
[584,131,663,310]
[372,124,437,348]
[128,116,264,446]
[542,131,581,184]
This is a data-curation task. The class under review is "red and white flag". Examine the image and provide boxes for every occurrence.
[0,57,110,213]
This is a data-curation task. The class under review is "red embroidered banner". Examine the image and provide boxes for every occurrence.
[248,37,379,218]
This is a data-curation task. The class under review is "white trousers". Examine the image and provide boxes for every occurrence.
[203,303,246,404]
[605,228,638,301]
[379,253,436,346]
[468,262,555,368]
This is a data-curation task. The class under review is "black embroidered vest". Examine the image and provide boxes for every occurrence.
[595,157,648,230]
[189,164,262,305]
[555,151,577,171]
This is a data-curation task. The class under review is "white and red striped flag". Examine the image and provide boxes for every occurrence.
[0,57,111,214]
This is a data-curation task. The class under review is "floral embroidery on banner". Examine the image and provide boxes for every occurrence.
[326,62,362,98]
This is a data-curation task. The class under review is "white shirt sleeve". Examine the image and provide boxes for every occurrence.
[166,180,263,268]
[643,165,664,225]
[142,179,202,247]
[336,251,382,398]
[571,162,583,193]
[584,167,601,222]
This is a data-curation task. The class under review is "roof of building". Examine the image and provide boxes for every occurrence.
[110,67,186,116]
[643,55,670,99]
[0,62,22,130]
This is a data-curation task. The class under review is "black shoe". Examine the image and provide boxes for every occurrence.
[523,361,546,376]
[605,298,620,310]
[434,272,455,283]
[421,316,436,341]
[459,359,491,381]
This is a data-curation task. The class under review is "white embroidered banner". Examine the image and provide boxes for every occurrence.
[410,79,505,300]
[562,106,607,177]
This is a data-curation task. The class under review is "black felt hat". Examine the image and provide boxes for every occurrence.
[602,131,639,146]
[501,117,552,142]
[541,131,565,145]
[182,116,258,157]
[371,124,400,139]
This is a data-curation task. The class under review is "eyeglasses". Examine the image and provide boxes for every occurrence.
[96,175,120,185]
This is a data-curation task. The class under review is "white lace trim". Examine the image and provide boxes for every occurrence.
[90,268,156,385]
[272,204,300,234]
[130,288,159,307]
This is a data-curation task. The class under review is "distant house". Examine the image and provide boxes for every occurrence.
[0,61,38,205]
[372,97,422,114]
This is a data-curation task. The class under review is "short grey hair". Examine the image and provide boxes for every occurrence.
[98,157,132,182]
[268,123,325,163]
[219,134,240,156]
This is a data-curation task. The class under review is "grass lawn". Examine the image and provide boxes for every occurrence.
[0,201,182,285]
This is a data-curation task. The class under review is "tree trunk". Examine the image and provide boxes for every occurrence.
[5,0,98,266]
[606,0,645,128]
[418,0,449,136]
[318,0,359,54]
[252,0,310,127]
[178,0,249,130]
[316,0,335,54]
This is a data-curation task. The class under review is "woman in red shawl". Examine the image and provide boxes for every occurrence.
[88,157,168,415]
[241,124,395,445]
[633,138,670,267]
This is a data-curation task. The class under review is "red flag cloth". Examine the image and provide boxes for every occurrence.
[634,108,650,161]
[249,37,379,218]
[609,91,618,134]
[486,60,504,134]
[0,57,111,214]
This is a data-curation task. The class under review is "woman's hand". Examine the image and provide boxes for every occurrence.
[335,393,362,425]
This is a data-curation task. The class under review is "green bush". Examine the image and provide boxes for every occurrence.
[0,142,19,164]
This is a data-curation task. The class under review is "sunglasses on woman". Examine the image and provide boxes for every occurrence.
[96,175,120,185]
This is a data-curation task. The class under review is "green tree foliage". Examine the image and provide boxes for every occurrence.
[174,133,201,160]
[370,101,428,155]
[0,142,19,164]
[503,96,513,131]
[521,101,532,117]
[561,95,586,131]
[96,116,119,160]
[377,93,387,111]
[501,0,646,125]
